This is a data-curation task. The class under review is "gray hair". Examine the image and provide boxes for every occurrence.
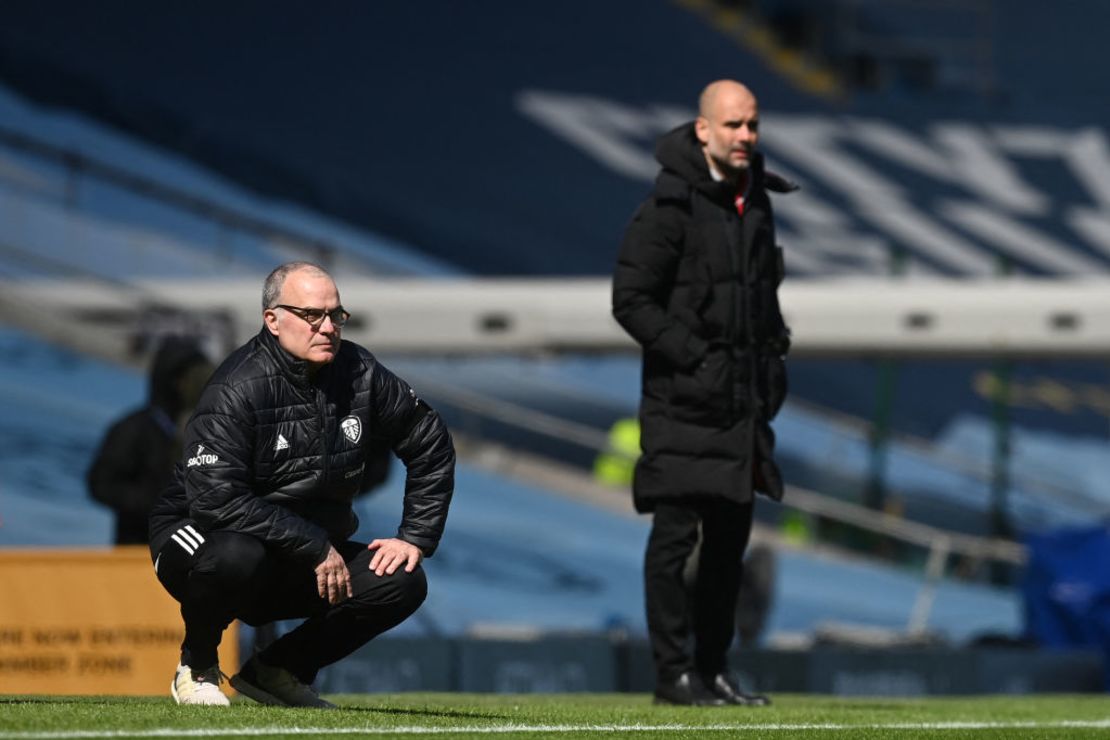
[262,261,331,310]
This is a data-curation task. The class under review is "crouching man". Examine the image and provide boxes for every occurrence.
[149,261,455,707]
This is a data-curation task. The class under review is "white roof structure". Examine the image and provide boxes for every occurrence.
[5,276,1110,360]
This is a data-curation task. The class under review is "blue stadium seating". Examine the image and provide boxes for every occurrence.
[0,84,455,281]
[0,1,1106,278]
[0,325,1019,644]
[1,2,1106,647]
[388,355,1106,534]
[5,71,1105,536]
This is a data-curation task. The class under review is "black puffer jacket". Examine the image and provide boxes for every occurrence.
[149,328,454,565]
[613,122,792,512]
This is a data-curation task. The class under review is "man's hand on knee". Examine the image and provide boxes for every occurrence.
[367,538,422,576]
[315,545,352,605]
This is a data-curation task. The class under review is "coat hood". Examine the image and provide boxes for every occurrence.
[654,122,797,201]
[653,122,765,203]
[149,336,210,417]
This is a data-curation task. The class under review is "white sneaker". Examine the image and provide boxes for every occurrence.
[171,663,230,706]
[230,656,336,709]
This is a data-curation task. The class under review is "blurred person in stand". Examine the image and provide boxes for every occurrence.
[148,261,454,707]
[87,336,213,545]
[612,80,794,706]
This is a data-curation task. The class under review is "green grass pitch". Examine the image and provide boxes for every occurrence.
[1,693,1108,739]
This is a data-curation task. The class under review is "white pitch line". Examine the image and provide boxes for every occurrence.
[2,720,1110,738]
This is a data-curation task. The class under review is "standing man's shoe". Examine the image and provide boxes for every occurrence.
[230,656,336,709]
[653,671,726,706]
[704,672,771,706]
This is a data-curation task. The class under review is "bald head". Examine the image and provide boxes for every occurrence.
[262,261,332,311]
[698,80,756,119]
[695,80,760,178]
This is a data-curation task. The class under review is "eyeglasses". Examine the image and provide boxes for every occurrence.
[272,304,351,329]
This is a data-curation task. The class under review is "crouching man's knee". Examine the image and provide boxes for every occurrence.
[381,564,428,617]
[401,565,429,612]
[349,564,428,625]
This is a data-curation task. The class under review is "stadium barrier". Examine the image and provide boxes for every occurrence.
[0,546,1096,696]
[317,636,1103,696]
[0,547,237,695]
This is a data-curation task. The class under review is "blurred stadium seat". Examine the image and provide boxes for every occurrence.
[0,324,1020,645]
[0,0,1107,660]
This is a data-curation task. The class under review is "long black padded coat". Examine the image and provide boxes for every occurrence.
[612,122,792,513]
[148,327,455,565]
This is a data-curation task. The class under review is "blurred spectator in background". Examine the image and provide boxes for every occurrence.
[87,336,212,545]
[148,261,454,707]
[613,79,793,707]
[593,417,641,487]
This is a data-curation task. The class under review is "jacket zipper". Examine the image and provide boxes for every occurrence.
[738,210,757,421]
[725,207,741,421]
[317,386,330,484]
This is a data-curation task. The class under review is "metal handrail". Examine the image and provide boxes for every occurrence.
[407,368,1048,562]
[407,371,1028,564]
[786,395,1106,517]
[405,375,611,451]
[764,484,1021,634]
[781,484,1025,564]
[427,377,1029,631]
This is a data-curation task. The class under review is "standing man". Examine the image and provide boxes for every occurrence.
[88,336,212,544]
[149,261,455,707]
[613,80,792,706]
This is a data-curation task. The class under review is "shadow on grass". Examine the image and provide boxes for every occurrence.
[0,697,163,705]
[0,696,510,720]
[339,705,511,720]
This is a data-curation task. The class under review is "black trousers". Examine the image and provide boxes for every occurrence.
[152,523,427,684]
[644,499,753,682]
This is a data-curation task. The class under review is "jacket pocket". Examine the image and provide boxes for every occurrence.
[670,346,732,426]
[759,354,788,419]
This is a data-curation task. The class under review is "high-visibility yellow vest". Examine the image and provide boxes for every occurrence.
[593,417,641,486]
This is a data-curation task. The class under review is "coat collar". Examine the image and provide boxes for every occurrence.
[654,122,767,207]
[256,327,366,389]
[257,326,318,388]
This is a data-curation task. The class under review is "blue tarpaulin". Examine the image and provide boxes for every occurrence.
[1023,525,1110,688]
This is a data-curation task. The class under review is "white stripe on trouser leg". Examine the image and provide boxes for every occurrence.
[171,533,196,555]
[176,528,200,549]
[185,524,205,543]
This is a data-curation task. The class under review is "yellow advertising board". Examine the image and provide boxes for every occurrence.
[0,546,237,695]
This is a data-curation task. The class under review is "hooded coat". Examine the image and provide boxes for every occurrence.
[88,337,211,544]
[612,122,792,512]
